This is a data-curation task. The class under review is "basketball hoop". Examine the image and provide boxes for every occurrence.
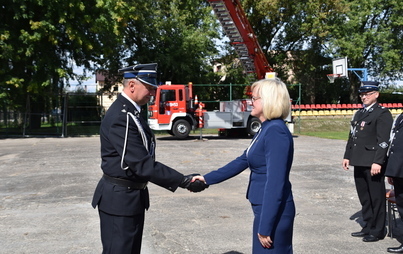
[327,74,341,83]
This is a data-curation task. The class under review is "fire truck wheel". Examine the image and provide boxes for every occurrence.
[172,119,191,139]
[247,117,261,136]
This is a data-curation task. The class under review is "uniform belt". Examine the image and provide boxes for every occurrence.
[102,174,148,190]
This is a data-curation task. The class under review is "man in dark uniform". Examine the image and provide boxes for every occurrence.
[385,112,403,253]
[342,81,393,242]
[92,63,206,254]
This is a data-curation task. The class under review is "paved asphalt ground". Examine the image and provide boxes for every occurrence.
[1,134,403,254]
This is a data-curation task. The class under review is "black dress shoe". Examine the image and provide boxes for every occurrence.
[351,231,368,237]
[362,235,381,242]
[387,245,403,253]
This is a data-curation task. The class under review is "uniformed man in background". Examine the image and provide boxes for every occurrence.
[385,112,403,253]
[92,63,207,254]
[342,81,393,242]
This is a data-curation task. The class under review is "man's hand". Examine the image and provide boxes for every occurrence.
[342,159,350,171]
[179,174,200,189]
[179,174,209,192]
[187,180,208,192]
[371,163,382,176]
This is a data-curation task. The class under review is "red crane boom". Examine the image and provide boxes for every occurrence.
[208,0,273,79]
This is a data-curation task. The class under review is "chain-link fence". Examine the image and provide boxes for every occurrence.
[1,83,302,138]
[0,93,103,138]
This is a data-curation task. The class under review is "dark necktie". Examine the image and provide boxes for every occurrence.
[355,108,365,120]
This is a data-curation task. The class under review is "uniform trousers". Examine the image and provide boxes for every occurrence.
[99,210,145,254]
[354,166,386,238]
[392,177,403,220]
[251,203,294,254]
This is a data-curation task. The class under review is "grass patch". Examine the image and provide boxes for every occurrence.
[0,122,101,137]
[301,131,349,140]
[1,116,353,140]
[296,117,351,140]
[66,123,100,136]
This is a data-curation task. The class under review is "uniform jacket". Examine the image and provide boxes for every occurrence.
[204,119,294,236]
[344,103,393,167]
[92,94,183,216]
[385,113,403,178]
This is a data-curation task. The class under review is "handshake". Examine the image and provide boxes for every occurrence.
[180,174,209,192]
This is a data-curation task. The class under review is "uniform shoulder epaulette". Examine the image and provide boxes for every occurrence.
[121,104,128,113]
[121,103,140,117]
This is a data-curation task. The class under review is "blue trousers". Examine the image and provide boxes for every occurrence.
[252,202,294,253]
[99,210,145,254]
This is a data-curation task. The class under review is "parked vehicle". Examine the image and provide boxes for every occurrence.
[148,0,293,139]
[148,82,262,139]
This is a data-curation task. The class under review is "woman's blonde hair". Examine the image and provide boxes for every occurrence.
[251,78,291,120]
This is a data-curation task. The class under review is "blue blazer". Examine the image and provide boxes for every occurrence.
[204,118,294,235]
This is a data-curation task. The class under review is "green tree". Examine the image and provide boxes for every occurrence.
[240,0,348,104]
[1,0,225,129]
[118,0,221,85]
[1,0,125,127]
[329,0,403,102]
[91,0,225,104]
[229,0,403,104]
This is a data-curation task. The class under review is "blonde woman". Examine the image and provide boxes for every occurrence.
[194,78,295,253]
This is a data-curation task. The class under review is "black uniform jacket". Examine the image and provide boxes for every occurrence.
[92,94,183,216]
[385,114,403,178]
[344,103,393,167]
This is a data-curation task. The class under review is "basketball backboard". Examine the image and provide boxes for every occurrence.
[332,57,348,77]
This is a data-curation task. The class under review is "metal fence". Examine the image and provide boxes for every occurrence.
[0,93,103,138]
[1,83,302,138]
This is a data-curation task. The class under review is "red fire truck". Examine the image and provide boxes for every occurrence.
[147,0,287,139]
[147,82,263,139]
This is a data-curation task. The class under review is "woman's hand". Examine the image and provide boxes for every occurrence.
[192,175,206,183]
[258,233,272,249]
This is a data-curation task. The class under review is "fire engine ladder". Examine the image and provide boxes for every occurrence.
[208,0,273,79]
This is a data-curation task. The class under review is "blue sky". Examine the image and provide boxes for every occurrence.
[68,66,97,92]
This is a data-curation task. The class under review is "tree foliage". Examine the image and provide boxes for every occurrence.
[1,0,222,118]
[119,0,220,85]
[1,0,126,127]
[329,0,403,101]
[2,0,403,114]
[240,0,403,103]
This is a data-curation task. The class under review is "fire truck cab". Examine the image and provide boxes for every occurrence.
[148,83,196,139]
